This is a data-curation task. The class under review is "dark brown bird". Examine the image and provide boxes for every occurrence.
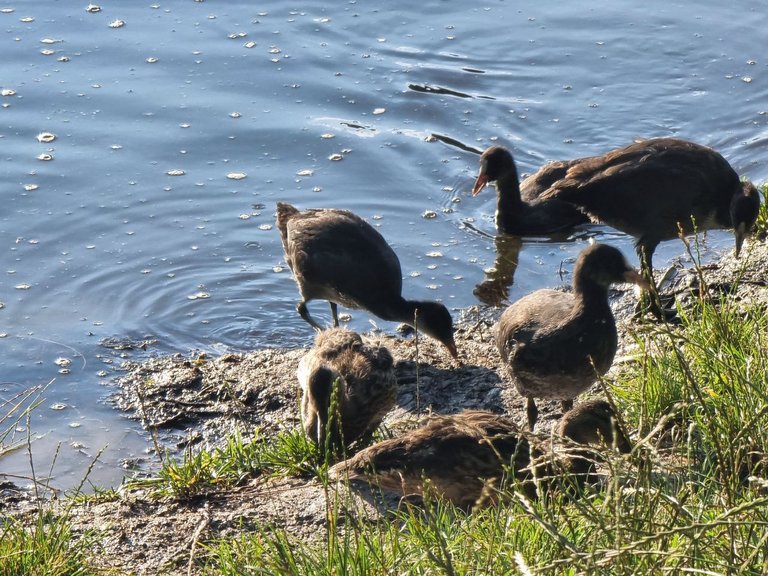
[556,399,632,453]
[537,138,760,273]
[471,146,589,235]
[496,243,648,430]
[327,400,631,511]
[276,202,457,358]
[298,328,397,455]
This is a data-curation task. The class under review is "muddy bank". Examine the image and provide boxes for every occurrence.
[3,240,767,575]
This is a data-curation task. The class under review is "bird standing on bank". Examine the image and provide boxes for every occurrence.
[537,138,760,274]
[495,243,647,430]
[276,202,458,358]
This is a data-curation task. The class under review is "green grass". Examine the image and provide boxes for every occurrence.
[752,182,768,240]
[0,383,99,576]
[199,483,768,575]
[614,270,768,497]
[126,428,322,498]
[0,513,98,576]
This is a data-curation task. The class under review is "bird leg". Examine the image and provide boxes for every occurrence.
[636,243,655,288]
[297,301,324,331]
[635,244,672,320]
[330,302,340,327]
[526,397,538,431]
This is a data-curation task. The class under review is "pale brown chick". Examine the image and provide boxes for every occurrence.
[298,328,397,456]
[328,400,631,511]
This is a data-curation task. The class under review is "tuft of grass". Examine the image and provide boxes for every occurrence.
[752,182,768,240]
[256,428,324,478]
[0,513,98,576]
[616,284,768,495]
[69,486,120,506]
[128,428,322,499]
[0,383,100,576]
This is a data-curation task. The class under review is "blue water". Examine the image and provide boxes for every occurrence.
[1,1,766,490]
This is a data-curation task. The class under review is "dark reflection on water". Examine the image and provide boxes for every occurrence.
[0,1,766,490]
[473,233,523,307]
[409,83,477,100]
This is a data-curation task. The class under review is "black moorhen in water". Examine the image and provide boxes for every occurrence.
[297,328,397,455]
[537,138,760,274]
[276,202,458,358]
[471,146,589,235]
[327,400,631,511]
[496,243,648,430]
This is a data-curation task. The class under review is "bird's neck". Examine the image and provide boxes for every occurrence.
[495,173,524,208]
[369,296,417,326]
[569,280,614,325]
[572,277,609,305]
[494,172,530,231]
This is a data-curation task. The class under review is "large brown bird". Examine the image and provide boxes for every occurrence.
[276,202,457,358]
[496,243,647,430]
[537,138,760,274]
[471,145,589,235]
[328,400,630,511]
[297,328,397,456]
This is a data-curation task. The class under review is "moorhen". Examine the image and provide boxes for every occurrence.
[276,202,458,358]
[328,400,631,510]
[297,328,397,455]
[471,145,589,235]
[538,138,760,273]
[496,243,647,430]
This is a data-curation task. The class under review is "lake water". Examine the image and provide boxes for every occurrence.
[1,1,766,490]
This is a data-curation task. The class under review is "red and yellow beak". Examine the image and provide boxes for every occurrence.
[471,173,488,196]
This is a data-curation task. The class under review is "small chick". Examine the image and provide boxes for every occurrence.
[298,328,396,456]
[329,401,631,510]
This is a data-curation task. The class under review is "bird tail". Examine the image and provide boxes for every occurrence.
[275,202,300,242]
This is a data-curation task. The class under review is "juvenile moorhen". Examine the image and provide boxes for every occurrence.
[538,138,760,273]
[328,400,631,510]
[297,328,397,455]
[471,146,589,235]
[556,398,632,453]
[276,202,457,358]
[495,243,647,430]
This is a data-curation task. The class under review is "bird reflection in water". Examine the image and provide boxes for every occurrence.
[473,234,523,307]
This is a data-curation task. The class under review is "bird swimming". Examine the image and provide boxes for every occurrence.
[471,145,589,235]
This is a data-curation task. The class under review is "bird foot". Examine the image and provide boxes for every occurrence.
[632,293,679,323]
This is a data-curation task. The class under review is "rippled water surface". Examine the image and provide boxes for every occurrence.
[2,1,766,489]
